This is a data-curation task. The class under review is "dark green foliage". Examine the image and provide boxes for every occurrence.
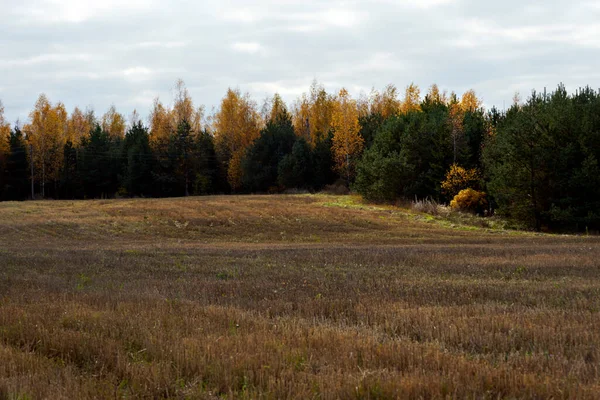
[355,108,452,201]
[192,129,219,195]
[1,127,29,200]
[310,132,337,190]
[278,138,312,190]
[358,113,385,149]
[60,140,81,199]
[483,84,600,231]
[122,122,154,197]
[461,110,487,169]
[80,125,121,199]
[152,120,219,197]
[242,112,296,192]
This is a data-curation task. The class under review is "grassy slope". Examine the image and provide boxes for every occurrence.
[1,194,599,399]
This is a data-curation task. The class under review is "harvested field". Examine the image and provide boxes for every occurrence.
[1,194,599,399]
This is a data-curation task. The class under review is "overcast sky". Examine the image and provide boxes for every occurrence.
[1,0,599,124]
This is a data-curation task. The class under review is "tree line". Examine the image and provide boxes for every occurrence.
[0,80,598,231]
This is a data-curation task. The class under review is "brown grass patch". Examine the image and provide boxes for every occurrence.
[1,194,599,398]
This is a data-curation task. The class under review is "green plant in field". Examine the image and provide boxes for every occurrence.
[75,273,92,290]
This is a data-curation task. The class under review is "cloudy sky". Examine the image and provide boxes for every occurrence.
[1,0,599,123]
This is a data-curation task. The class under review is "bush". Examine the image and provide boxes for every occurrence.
[441,164,480,198]
[450,188,488,215]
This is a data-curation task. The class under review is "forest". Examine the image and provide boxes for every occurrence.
[1,80,599,232]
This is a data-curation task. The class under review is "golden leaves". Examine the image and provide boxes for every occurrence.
[331,88,364,181]
[367,84,401,119]
[460,89,482,113]
[150,79,206,148]
[101,105,126,139]
[292,80,335,147]
[401,83,421,114]
[441,164,480,198]
[213,88,262,190]
[23,94,69,185]
[67,107,93,146]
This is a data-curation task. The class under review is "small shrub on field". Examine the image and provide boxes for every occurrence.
[411,197,450,217]
[450,188,488,215]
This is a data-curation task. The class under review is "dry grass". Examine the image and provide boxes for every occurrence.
[0,194,599,399]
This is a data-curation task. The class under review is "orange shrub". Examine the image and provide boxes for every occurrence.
[450,188,488,214]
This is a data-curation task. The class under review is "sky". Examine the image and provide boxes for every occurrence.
[1,0,600,124]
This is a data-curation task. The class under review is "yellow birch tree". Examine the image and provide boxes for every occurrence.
[23,95,68,197]
[101,105,126,139]
[400,83,421,114]
[331,88,364,184]
[213,88,261,190]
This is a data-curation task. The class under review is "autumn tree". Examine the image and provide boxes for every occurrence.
[370,84,401,119]
[268,93,288,124]
[292,80,335,147]
[461,89,482,113]
[448,99,464,164]
[0,100,10,168]
[400,83,421,114]
[213,88,261,190]
[0,100,10,156]
[67,107,94,146]
[101,105,126,139]
[331,88,364,184]
[149,98,172,147]
[441,164,481,198]
[24,95,68,198]
[172,79,204,133]
[423,84,447,107]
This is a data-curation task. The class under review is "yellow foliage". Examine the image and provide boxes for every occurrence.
[101,105,126,139]
[401,83,421,114]
[227,150,245,191]
[23,94,68,192]
[292,80,335,147]
[172,79,204,132]
[150,80,205,150]
[67,107,93,146]
[450,188,488,213]
[213,88,261,189]
[149,98,172,146]
[442,164,480,198]
[268,93,288,123]
[460,89,482,113]
[369,84,401,118]
[425,84,447,105]
[331,88,364,181]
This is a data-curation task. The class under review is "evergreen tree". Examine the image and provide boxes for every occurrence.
[241,110,296,192]
[2,127,29,200]
[311,132,337,190]
[60,140,81,199]
[278,138,313,190]
[192,129,219,195]
[122,121,154,197]
[80,125,121,198]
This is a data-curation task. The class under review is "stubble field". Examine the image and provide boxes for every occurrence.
[0,195,599,399]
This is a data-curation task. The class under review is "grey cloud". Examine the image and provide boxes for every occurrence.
[0,0,599,122]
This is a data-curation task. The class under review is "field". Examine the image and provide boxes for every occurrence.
[1,195,600,399]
